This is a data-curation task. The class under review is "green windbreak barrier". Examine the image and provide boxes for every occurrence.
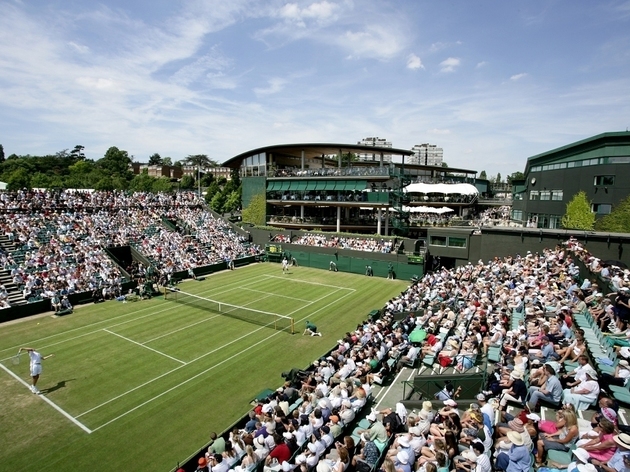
[315,180,328,190]
[324,181,337,190]
[304,181,318,191]
[292,181,308,191]
[267,181,279,191]
[276,181,290,191]
[334,181,347,191]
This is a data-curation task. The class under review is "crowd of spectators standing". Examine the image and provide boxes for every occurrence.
[0,189,260,309]
[194,237,630,472]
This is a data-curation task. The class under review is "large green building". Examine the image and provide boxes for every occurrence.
[512,131,630,228]
[222,143,478,235]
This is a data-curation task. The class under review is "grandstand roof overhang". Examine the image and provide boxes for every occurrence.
[524,131,630,173]
[222,143,415,168]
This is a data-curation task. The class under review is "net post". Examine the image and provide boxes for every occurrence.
[290,318,295,335]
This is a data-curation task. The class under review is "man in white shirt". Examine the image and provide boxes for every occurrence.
[19,346,54,394]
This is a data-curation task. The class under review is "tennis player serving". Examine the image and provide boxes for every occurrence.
[19,347,54,394]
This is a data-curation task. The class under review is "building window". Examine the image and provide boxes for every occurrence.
[430,236,447,246]
[549,215,561,229]
[529,191,539,200]
[608,156,630,164]
[513,193,524,200]
[592,204,612,215]
[594,175,615,186]
[447,237,467,248]
[551,190,563,201]
[511,210,523,220]
[540,190,551,200]
[531,166,542,172]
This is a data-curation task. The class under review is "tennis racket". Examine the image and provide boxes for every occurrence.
[11,351,21,365]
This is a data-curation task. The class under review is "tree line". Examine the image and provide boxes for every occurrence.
[0,144,241,215]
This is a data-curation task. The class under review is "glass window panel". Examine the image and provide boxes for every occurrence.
[447,237,467,248]
[430,236,447,246]
[540,191,551,200]
[530,191,539,200]
[551,190,563,201]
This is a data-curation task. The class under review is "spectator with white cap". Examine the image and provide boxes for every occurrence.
[393,450,410,472]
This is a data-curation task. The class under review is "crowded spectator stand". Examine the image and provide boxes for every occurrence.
[176,237,630,472]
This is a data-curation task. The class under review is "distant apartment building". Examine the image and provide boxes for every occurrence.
[410,143,443,166]
[181,166,232,181]
[356,137,392,162]
[131,163,183,179]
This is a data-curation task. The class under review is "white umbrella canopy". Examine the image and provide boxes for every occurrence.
[403,182,478,196]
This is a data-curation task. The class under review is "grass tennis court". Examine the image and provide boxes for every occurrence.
[0,263,408,471]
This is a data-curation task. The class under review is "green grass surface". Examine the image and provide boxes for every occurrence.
[0,264,407,472]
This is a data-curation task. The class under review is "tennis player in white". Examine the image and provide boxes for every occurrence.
[282,257,289,274]
[19,347,54,394]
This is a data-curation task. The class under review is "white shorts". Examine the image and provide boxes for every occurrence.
[31,363,42,376]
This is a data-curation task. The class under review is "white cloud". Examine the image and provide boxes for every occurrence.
[406,53,424,70]
[278,1,338,26]
[68,41,89,54]
[340,25,406,60]
[439,57,460,72]
[427,128,451,135]
[476,61,487,68]
[510,73,528,81]
[254,77,288,96]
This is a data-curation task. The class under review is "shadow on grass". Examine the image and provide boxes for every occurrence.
[41,379,75,394]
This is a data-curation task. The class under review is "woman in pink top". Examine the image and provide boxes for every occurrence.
[582,419,617,462]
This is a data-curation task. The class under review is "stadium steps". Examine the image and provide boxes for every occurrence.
[0,269,27,306]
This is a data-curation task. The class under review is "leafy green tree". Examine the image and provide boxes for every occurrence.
[507,171,525,183]
[152,177,174,193]
[210,191,226,214]
[180,175,195,189]
[161,157,172,166]
[200,173,214,187]
[230,167,241,188]
[495,173,502,184]
[6,168,31,190]
[204,180,221,203]
[562,191,595,230]
[241,193,266,226]
[129,172,156,192]
[0,144,5,163]
[94,176,115,191]
[148,153,162,166]
[70,145,85,160]
[69,160,95,175]
[183,154,217,172]
[479,170,487,180]
[595,196,630,233]
[97,147,133,179]
[223,189,241,214]
[30,173,52,189]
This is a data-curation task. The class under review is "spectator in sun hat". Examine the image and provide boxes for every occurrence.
[562,370,600,410]
[352,433,379,471]
[590,433,630,472]
[591,397,618,429]
[599,359,630,393]
[357,411,388,443]
[494,430,531,471]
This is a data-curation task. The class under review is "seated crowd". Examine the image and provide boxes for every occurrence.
[0,190,261,308]
[292,235,393,253]
[195,237,630,472]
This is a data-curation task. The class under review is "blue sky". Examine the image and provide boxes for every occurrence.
[1,0,629,177]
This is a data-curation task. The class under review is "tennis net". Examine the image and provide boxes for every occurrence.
[164,288,295,334]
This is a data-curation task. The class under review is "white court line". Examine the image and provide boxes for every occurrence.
[85,285,358,429]
[239,287,314,303]
[77,287,345,419]
[374,369,408,409]
[0,274,271,357]
[143,292,277,344]
[263,274,357,290]
[0,361,92,434]
[103,329,187,365]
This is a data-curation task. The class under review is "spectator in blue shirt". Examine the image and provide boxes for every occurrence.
[494,431,531,471]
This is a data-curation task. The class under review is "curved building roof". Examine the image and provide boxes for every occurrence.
[222,142,415,168]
